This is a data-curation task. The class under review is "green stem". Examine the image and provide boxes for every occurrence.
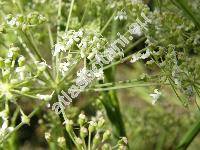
[100,10,117,34]
[177,118,200,149]
[66,0,75,31]
[87,83,169,92]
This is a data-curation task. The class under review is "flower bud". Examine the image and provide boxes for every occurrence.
[92,133,101,148]
[118,137,128,146]
[57,137,66,148]
[118,145,127,150]
[8,47,20,59]
[80,127,87,139]
[5,14,12,21]
[10,79,18,84]
[88,121,97,133]
[37,62,47,72]
[22,24,28,31]
[45,132,51,141]
[18,56,25,67]
[38,15,47,23]
[3,70,10,79]
[102,130,111,142]
[21,87,30,93]
[75,137,83,146]
[101,144,110,150]
[21,111,30,125]
[5,59,11,67]
[65,119,73,132]
[17,15,24,23]
[97,117,105,129]
[78,113,87,126]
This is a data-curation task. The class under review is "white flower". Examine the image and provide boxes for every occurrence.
[59,62,70,75]
[45,132,51,140]
[150,89,162,105]
[78,40,87,49]
[93,69,104,80]
[7,17,18,27]
[75,29,83,38]
[115,11,127,21]
[130,23,143,36]
[130,53,141,63]
[140,49,151,59]
[66,39,74,48]
[122,137,128,145]
[79,113,86,120]
[1,119,8,130]
[53,43,65,56]
[87,48,97,60]
[57,137,66,146]
[77,67,89,77]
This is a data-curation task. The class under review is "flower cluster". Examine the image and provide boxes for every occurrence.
[5,12,47,31]
[45,112,128,150]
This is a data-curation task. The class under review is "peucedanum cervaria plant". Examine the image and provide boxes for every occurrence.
[0,0,200,149]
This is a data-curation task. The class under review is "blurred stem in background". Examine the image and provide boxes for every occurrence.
[101,20,126,137]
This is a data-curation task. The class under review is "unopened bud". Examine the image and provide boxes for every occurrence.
[101,144,110,150]
[45,132,51,141]
[21,110,30,125]
[102,130,111,142]
[65,119,73,132]
[5,59,11,67]
[97,117,105,129]
[18,56,25,67]
[93,133,101,148]
[78,113,86,126]
[57,137,66,148]
[21,87,30,93]
[80,127,88,139]
[88,121,97,133]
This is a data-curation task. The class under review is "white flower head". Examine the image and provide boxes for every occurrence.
[6,17,18,27]
[150,89,162,105]
[140,49,151,59]
[59,62,70,75]
[77,67,89,77]
[93,69,104,80]
[53,43,65,56]
[130,23,143,36]
[115,11,127,21]
[130,53,141,63]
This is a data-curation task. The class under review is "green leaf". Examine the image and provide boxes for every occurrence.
[177,118,200,150]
